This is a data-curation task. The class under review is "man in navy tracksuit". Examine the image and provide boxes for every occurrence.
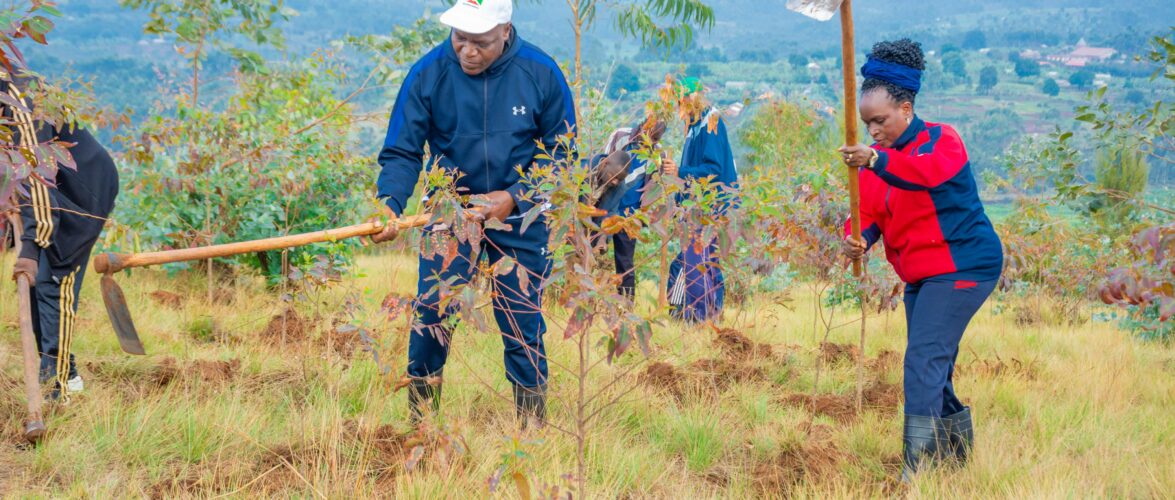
[6,76,119,402]
[372,0,575,427]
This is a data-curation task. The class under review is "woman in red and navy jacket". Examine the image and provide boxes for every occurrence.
[839,39,1003,481]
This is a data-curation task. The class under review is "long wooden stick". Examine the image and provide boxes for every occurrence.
[838,0,868,412]
[15,274,45,441]
[840,0,862,269]
[8,213,46,443]
[94,215,431,275]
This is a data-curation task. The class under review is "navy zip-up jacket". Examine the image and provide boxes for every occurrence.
[377,29,576,225]
[681,108,737,185]
[680,107,738,211]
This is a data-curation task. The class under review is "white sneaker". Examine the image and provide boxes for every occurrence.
[66,376,84,393]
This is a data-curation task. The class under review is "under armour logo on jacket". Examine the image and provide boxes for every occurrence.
[513,106,526,116]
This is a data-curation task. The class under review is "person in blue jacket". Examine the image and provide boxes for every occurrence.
[596,117,667,300]
[663,77,738,323]
[371,0,576,428]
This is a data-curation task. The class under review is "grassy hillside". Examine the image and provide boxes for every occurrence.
[1,252,1172,497]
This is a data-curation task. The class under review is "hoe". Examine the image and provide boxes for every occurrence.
[93,215,431,355]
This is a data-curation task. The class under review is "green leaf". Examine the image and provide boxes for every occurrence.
[227,48,267,74]
[483,218,513,232]
[635,320,653,356]
[175,18,199,41]
[28,15,54,33]
[519,205,542,234]
[37,4,63,17]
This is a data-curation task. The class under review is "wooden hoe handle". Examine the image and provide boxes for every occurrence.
[93,214,431,274]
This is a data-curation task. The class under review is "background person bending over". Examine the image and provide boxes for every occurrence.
[597,117,668,300]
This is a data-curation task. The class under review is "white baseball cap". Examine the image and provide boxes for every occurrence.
[440,0,513,35]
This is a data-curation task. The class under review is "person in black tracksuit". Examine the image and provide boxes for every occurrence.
[5,77,119,401]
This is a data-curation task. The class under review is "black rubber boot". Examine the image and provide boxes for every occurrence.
[900,414,951,482]
[943,407,974,464]
[407,372,442,425]
[513,383,547,429]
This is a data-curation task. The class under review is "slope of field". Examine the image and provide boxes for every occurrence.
[0,252,1172,497]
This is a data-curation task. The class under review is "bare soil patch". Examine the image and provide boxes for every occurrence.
[259,309,312,344]
[149,290,183,309]
[752,422,851,495]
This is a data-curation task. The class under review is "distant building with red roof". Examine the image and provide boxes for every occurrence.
[1047,38,1117,67]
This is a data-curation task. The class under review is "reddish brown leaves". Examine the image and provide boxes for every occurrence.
[577,202,606,219]
[600,215,642,239]
[441,238,460,272]
[380,292,414,322]
[1098,223,1175,333]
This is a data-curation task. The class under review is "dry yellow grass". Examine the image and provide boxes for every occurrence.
[0,251,1172,498]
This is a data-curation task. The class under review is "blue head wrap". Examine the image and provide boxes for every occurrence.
[861,56,922,93]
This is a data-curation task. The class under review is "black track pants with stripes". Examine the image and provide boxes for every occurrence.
[25,241,95,398]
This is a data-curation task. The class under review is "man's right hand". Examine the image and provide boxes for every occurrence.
[12,257,37,283]
[843,235,866,261]
[370,205,401,244]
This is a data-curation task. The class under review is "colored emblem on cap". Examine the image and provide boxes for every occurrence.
[464,0,483,6]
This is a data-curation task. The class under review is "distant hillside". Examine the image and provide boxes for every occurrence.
[16,0,1175,168]
[31,0,1175,66]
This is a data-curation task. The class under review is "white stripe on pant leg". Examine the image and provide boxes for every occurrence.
[669,267,687,306]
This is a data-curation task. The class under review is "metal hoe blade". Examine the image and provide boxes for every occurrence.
[785,0,844,21]
[100,274,146,355]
